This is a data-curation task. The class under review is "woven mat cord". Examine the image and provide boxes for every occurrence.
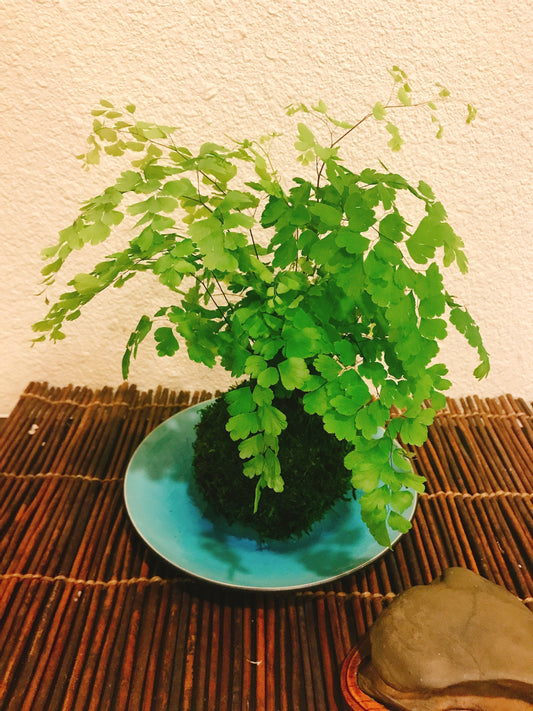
[0,382,532,710]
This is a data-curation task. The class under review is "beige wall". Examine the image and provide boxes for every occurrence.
[1,0,532,414]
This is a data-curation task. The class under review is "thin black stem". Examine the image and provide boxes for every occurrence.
[196,276,231,326]
[316,111,373,188]
[212,274,233,309]
[249,228,259,258]
[316,100,432,189]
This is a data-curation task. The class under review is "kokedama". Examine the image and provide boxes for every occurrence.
[33,68,489,546]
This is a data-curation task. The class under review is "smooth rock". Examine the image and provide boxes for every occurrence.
[357,567,533,710]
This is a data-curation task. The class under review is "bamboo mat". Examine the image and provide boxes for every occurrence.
[0,382,531,711]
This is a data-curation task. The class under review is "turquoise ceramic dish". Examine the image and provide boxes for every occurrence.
[124,400,417,591]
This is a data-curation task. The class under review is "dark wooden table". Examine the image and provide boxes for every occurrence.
[1,382,531,710]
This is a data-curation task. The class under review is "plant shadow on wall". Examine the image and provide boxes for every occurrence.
[33,67,489,548]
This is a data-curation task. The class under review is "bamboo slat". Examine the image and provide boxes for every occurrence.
[0,381,531,710]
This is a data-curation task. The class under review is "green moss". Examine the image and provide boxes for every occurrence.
[192,388,352,540]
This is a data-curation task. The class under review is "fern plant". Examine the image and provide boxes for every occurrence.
[33,68,488,546]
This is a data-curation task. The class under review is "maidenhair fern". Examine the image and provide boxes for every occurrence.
[34,68,488,546]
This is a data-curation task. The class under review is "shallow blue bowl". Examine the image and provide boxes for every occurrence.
[124,400,417,590]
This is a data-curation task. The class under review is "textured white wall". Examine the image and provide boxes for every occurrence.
[1,0,532,414]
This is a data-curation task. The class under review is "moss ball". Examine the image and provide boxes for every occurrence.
[192,389,352,540]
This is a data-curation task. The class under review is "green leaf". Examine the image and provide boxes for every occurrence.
[388,510,412,533]
[238,433,266,459]
[245,354,268,377]
[323,410,357,441]
[225,386,255,415]
[257,404,286,436]
[156,196,178,213]
[339,369,371,402]
[104,142,125,157]
[263,448,284,491]
[355,400,389,439]
[283,326,325,359]
[256,337,283,361]
[122,314,153,377]
[345,451,381,492]
[41,244,60,260]
[385,122,404,152]
[334,340,356,367]
[312,99,328,114]
[303,385,329,416]
[261,197,288,228]
[308,232,339,266]
[396,468,426,494]
[252,384,275,406]
[96,126,117,142]
[417,180,435,200]
[335,228,370,255]
[372,102,387,120]
[379,211,406,243]
[161,178,197,199]
[278,357,309,390]
[70,273,102,294]
[390,489,413,514]
[359,485,391,513]
[419,293,446,319]
[219,189,259,211]
[273,238,298,268]
[257,367,279,388]
[85,146,101,165]
[344,193,375,231]
[226,412,260,441]
[473,360,490,380]
[400,418,428,446]
[286,102,309,116]
[114,170,141,192]
[81,220,111,245]
[358,362,387,387]
[389,65,407,82]
[419,317,447,340]
[154,327,179,357]
[449,304,490,379]
[188,217,238,272]
[126,141,146,152]
[430,391,448,411]
[466,103,477,124]
[330,395,360,416]
[218,335,250,377]
[296,122,315,148]
[315,144,338,162]
[300,374,325,392]
[397,84,412,106]
[277,271,307,292]
[361,511,390,548]
[407,213,440,265]
[314,354,342,381]
[374,239,403,265]
[308,202,343,228]
[41,259,63,277]
[101,210,124,227]
[417,407,436,426]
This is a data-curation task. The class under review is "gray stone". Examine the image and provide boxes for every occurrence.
[357,567,533,710]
